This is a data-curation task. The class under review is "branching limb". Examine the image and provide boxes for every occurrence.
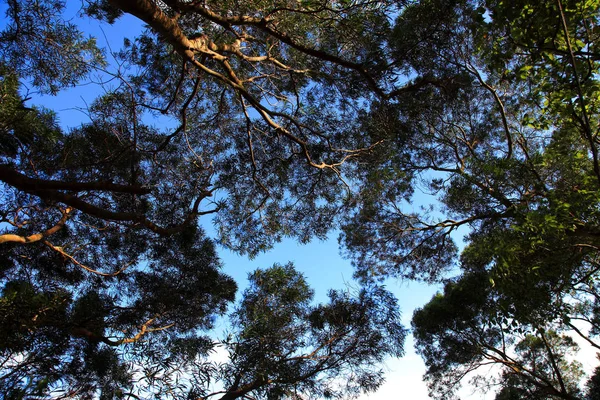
[5,171,216,236]
[71,316,174,346]
[42,239,133,277]
[0,206,72,244]
[566,321,600,351]
[556,0,600,185]
[0,164,151,194]
[465,63,513,160]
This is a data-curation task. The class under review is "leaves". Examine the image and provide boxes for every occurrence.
[223,263,405,399]
[1,0,600,398]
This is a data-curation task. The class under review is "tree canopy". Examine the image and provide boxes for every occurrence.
[342,0,600,398]
[0,1,409,397]
[2,0,600,398]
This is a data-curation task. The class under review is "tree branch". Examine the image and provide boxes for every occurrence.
[0,207,72,244]
[0,164,151,194]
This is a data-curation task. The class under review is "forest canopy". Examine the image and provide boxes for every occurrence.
[1,0,600,399]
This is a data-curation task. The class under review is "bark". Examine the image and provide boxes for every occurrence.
[0,207,71,244]
[0,164,151,195]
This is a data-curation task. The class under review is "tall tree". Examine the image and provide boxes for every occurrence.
[5,0,600,397]
[339,0,600,397]
[0,0,409,397]
[185,264,406,400]
[586,361,600,400]
[412,272,585,399]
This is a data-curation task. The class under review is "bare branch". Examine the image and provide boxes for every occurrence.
[0,207,72,244]
[0,164,151,195]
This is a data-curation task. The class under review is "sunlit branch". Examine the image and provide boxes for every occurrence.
[0,206,72,244]
[43,240,134,277]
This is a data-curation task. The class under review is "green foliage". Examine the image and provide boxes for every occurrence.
[0,0,413,395]
[346,0,600,397]
[413,274,585,399]
[0,66,61,157]
[0,0,106,93]
[0,74,238,395]
[217,263,406,399]
[3,0,600,398]
[0,227,236,398]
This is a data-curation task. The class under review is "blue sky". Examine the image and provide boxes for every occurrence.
[0,4,462,398]
[210,230,443,399]
[7,2,597,398]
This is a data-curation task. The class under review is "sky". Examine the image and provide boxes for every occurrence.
[10,6,453,396]
[213,234,442,400]
[1,5,445,398]
[3,1,598,399]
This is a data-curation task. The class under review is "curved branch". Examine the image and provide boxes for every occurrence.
[0,207,72,244]
[43,240,133,277]
[556,0,600,185]
[0,165,151,194]
[37,189,215,235]
[71,317,174,346]
[4,169,215,236]
[465,64,513,160]
[566,321,600,351]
